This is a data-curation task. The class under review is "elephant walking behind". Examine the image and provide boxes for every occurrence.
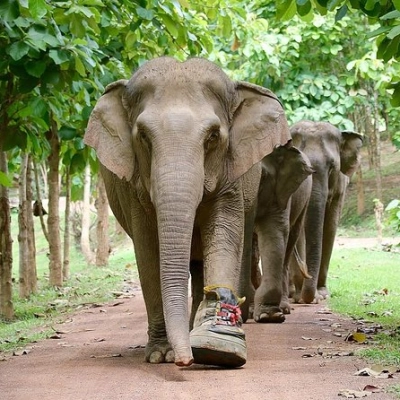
[250,141,314,323]
[84,57,291,368]
[289,120,363,304]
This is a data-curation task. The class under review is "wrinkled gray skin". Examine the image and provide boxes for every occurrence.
[289,121,363,304]
[250,141,314,323]
[84,57,291,367]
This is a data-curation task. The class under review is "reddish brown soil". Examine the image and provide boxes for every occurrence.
[1,287,398,400]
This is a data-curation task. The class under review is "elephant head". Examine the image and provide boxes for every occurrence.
[84,57,290,366]
[260,140,314,210]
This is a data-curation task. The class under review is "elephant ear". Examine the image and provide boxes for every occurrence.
[228,81,291,182]
[84,79,134,181]
[340,130,363,177]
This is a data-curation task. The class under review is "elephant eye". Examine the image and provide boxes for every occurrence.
[205,127,220,151]
[137,126,151,148]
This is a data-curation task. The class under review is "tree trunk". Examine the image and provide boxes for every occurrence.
[356,166,365,215]
[81,164,95,265]
[373,91,383,200]
[365,104,375,170]
[33,161,49,243]
[95,174,110,266]
[47,120,63,287]
[0,150,14,319]
[26,158,37,294]
[18,153,30,298]
[63,167,71,280]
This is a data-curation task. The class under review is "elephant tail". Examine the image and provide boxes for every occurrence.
[293,246,312,279]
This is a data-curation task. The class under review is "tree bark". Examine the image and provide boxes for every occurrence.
[18,153,30,298]
[373,90,383,200]
[356,166,365,215]
[47,120,63,287]
[26,158,37,294]
[33,161,49,243]
[0,150,14,319]
[95,173,110,266]
[81,164,95,265]
[63,168,71,280]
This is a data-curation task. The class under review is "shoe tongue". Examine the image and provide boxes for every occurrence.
[214,287,237,305]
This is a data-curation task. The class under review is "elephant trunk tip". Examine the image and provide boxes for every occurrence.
[174,353,194,367]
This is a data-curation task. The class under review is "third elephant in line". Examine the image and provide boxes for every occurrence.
[289,120,363,304]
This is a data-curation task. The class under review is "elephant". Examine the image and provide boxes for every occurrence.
[249,141,314,323]
[289,120,363,304]
[84,57,291,368]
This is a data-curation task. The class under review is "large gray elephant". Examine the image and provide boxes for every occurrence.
[250,141,314,323]
[289,120,363,304]
[84,57,291,368]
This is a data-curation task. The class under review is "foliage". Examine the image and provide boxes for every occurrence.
[385,199,400,232]
[278,0,400,106]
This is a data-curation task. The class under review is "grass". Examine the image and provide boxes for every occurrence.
[328,245,400,398]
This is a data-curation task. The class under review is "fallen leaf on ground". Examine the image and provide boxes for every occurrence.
[292,346,307,350]
[12,349,31,356]
[49,334,62,340]
[363,385,382,393]
[338,389,372,398]
[354,364,397,378]
[90,353,122,358]
[345,332,367,343]
[316,308,332,314]
[301,336,320,340]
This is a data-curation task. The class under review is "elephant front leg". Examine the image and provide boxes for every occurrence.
[131,212,174,364]
[189,192,247,367]
[253,210,289,323]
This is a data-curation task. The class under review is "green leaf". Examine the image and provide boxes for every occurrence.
[297,0,312,16]
[221,15,232,37]
[137,6,154,20]
[75,56,86,76]
[364,0,379,11]
[69,153,86,174]
[0,171,13,188]
[380,10,400,20]
[335,5,348,20]
[277,0,297,20]
[387,25,400,40]
[0,0,19,22]
[29,0,48,19]
[161,14,179,38]
[391,83,400,107]
[59,126,77,140]
[386,199,400,211]
[394,0,400,11]
[25,60,47,77]
[49,49,70,65]
[8,41,30,61]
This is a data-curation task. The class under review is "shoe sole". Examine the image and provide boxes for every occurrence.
[190,330,247,368]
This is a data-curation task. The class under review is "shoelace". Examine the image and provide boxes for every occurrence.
[216,302,242,326]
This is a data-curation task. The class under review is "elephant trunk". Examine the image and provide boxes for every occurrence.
[302,190,327,303]
[152,156,203,367]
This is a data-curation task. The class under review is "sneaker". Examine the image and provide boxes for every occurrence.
[190,285,247,367]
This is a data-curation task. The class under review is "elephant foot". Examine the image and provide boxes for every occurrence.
[253,305,285,323]
[317,286,330,299]
[190,286,247,368]
[145,340,175,364]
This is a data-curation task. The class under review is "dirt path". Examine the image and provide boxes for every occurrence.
[1,287,397,400]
